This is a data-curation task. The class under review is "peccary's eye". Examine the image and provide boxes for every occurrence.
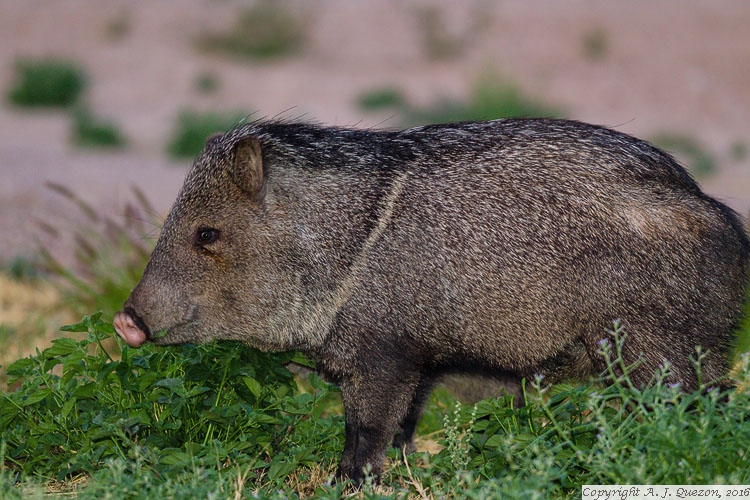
[195,227,220,246]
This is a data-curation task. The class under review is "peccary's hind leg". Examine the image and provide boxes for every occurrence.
[337,368,421,482]
[494,376,524,408]
[392,375,434,454]
[582,319,731,393]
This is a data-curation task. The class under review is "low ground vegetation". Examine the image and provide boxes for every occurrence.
[358,72,562,126]
[1,310,748,498]
[195,1,306,61]
[6,58,127,149]
[6,59,87,108]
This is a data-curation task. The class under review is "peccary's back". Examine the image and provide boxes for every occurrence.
[350,119,749,379]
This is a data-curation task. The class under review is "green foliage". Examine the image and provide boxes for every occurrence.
[357,87,407,112]
[582,28,609,60]
[459,377,746,490]
[194,72,220,95]
[442,400,477,472]
[71,107,127,149]
[651,132,716,177]
[3,318,747,497]
[197,1,306,61]
[7,59,87,108]
[466,75,562,121]
[6,58,126,150]
[71,459,251,499]
[2,255,44,281]
[167,109,248,159]
[404,76,561,125]
[359,73,562,127]
[0,312,338,488]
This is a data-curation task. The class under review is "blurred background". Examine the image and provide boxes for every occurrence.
[1,0,749,372]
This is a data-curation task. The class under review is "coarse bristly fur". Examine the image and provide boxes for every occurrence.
[115,118,750,482]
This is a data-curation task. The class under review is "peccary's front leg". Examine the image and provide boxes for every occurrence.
[336,370,421,482]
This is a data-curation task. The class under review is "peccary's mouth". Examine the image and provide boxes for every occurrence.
[125,307,151,338]
[113,307,152,348]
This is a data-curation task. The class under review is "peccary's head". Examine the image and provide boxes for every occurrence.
[114,132,305,351]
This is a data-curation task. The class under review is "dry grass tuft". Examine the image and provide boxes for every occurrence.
[284,462,336,498]
[0,275,75,384]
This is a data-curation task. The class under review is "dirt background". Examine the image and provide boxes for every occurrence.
[1,0,749,265]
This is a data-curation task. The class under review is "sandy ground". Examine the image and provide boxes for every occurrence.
[1,0,749,265]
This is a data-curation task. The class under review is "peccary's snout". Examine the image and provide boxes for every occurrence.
[113,307,151,348]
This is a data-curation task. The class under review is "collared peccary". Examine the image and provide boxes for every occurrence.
[114,118,749,481]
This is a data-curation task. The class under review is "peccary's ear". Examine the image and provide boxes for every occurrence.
[231,137,266,201]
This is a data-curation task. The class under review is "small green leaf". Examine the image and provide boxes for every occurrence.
[289,352,316,369]
[484,434,506,449]
[61,317,91,333]
[94,321,115,335]
[61,396,77,419]
[251,413,280,425]
[0,402,21,428]
[43,338,80,358]
[156,378,185,390]
[243,376,262,400]
[5,357,34,376]
[73,382,99,399]
[22,388,52,406]
[267,457,296,481]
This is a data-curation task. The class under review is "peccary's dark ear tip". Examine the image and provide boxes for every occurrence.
[231,136,265,198]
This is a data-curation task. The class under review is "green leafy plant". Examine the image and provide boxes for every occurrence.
[0,313,336,484]
[196,1,306,61]
[71,107,127,149]
[7,59,87,108]
[442,400,477,473]
[582,28,609,60]
[404,76,562,124]
[357,87,407,112]
[455,327,747,490]
[2,317,748,497]
[194,72,220,95]
[2,255,44,281]
[359,72,562,127]
[167,109,249,159]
